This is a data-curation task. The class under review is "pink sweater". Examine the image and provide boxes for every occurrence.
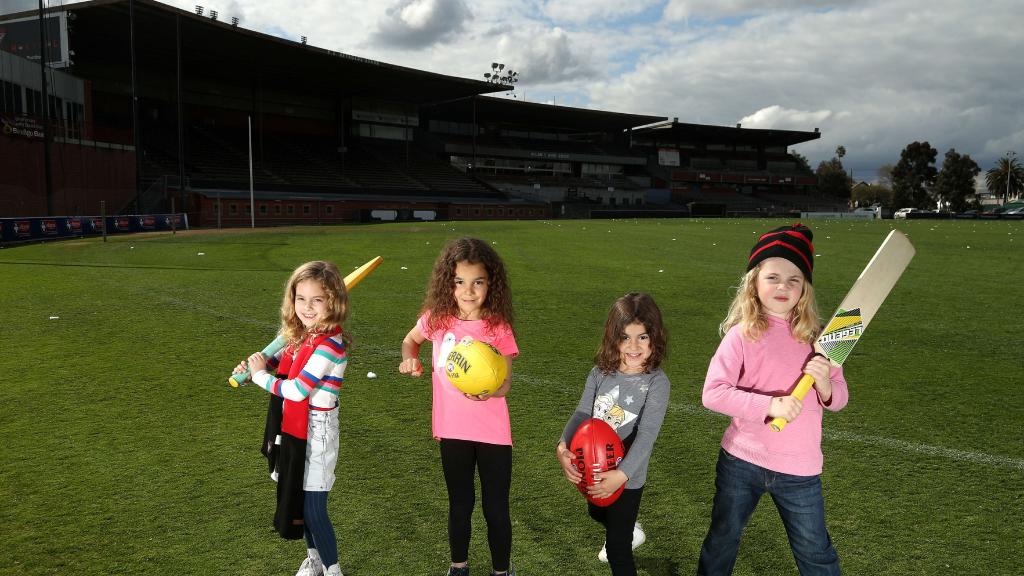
[703,315,848,476]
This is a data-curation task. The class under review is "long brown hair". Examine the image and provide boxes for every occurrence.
[280,260,349,346]
[595,292,667,374]
[719,264,820,343]
[422,237,514,334]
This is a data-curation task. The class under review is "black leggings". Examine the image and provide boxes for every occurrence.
[439,438,513,571]
[588,486,644,576]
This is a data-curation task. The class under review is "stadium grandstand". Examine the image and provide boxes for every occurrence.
[1,0,833,226]
[630,120,839,216]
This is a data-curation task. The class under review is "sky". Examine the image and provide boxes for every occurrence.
[8,0,1024,180]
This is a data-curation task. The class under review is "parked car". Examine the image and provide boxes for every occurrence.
[894,207,916,219]
[852,206,880,218]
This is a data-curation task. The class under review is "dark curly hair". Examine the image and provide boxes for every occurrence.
[422,237,514,334]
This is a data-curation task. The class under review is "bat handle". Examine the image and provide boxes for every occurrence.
[228,370,251,388]
[770,373,816,432]
[228,335,287,388]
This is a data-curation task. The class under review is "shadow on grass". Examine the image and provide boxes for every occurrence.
[638,555,684,575]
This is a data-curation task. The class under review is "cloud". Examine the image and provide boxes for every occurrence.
[591,0,1024,173]
[370,0,473,50]
[541,0,661,24]
[663,0,852,22]
[740,105,832,130]
[496,26,596,85]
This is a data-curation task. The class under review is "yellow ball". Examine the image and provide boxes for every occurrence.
[444,337,508,396]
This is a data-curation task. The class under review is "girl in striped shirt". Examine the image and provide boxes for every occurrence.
[234,260,350,576]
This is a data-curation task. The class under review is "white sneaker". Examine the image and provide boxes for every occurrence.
[633,522,647,549]
[325,564,344,576]
[598,522,646,562]
[295,556,325,576]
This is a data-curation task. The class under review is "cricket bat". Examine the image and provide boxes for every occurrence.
[770,230,915,432]
[228,256,383,387]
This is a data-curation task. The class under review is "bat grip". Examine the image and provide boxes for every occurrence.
[228,335,287,387]
[769,373,816,432]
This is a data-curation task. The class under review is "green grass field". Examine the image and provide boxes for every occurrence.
[1,218,1021,575]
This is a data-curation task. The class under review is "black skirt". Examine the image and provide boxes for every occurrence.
[263,395,306,540]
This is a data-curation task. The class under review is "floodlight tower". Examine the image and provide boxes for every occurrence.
[484,62,519,96]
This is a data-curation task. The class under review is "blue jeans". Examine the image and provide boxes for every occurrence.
[697,448,840,576]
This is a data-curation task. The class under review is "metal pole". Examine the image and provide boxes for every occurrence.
[38,0,53,215]
[171,196,176,235]
[248,115,255,228]
[101,200,107,242]
[471,96,477,172]
[129,0,141,211]
[176,14,185,212]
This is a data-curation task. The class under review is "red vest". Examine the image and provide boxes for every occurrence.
[274,328,340,439]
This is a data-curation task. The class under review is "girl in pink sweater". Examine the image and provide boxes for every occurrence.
[697,224,848,576]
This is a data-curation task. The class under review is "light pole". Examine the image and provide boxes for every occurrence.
[484,62,519,96]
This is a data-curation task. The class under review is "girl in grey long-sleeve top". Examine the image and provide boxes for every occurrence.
[556,292,671,576]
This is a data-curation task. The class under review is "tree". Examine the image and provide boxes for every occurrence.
[835,145,846,160]
[859,164,897,207]
[985,152,1024,202]
[891,141,938,209]
[852,182,892,207]
[934,149,980,212]
[877,164,895,189]
[816,157,852,198]
[790,152,812,173]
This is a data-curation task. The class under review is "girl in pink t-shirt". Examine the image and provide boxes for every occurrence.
[399,237,518,576]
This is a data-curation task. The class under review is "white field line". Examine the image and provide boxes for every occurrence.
[670,404,1024,471]
[823,429,1024,470]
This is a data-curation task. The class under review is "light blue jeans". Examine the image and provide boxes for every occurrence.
[304,407,339,491]
[697,448,840,575]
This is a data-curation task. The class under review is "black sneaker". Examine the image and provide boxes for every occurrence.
[489,566,515,576]
[446,567,469,576]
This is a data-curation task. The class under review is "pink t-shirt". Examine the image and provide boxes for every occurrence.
[417,313,518,445]
[703,314,848,476]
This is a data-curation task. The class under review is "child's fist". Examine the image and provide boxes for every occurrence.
[399,357,423,377]
[556,442,583,484]
[768,395,803,422]
[247,352,267,375]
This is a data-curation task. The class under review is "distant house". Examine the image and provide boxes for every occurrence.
[851,181,872,203]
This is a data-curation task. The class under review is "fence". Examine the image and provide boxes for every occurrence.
[0,213,187,244]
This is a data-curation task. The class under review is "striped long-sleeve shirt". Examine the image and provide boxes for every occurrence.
[253,334,347,409]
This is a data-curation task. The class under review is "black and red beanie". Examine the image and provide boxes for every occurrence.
[747,223,814,283]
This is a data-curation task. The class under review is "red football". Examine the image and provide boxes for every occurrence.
[569,418,626,507]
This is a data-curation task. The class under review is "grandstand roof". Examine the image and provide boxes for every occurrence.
[632,120,820,147]
[7,0,506,104]
[427,96,666,134]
